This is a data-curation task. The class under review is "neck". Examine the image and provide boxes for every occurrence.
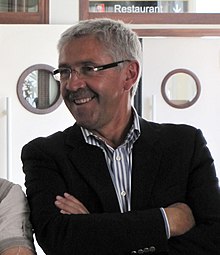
[92,109,133,149]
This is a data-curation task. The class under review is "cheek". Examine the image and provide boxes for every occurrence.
[60,83,65,94]
[97,75,124,96]
[60,83,68,98]
[98,87,121,104]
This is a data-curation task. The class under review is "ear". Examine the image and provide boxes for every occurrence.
[123,61,140,91]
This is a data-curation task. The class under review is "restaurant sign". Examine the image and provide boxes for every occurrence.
[89,1,187,13]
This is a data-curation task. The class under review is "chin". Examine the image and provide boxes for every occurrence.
[75,118,96,130]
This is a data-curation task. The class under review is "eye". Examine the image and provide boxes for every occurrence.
[80,66,95,76]
[59,68,71,79]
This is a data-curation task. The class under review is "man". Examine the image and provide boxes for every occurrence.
[0,178,36,255]
[21,18,220,255]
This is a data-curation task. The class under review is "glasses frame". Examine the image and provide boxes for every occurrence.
[53,60,130,82]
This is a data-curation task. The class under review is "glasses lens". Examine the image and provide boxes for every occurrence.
[53,68,71,82]
[80,66,96,77]
[59,68,71,81]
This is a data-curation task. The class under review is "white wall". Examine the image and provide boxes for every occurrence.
[142,37,220,178]
[0,25,75,183]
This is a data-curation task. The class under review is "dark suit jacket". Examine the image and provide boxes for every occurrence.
[21,118,220,255]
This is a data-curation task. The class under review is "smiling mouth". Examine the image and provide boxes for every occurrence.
[74,97,94,105]
[68,93,95,105]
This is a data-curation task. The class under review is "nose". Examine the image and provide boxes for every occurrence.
[65,72,86,91]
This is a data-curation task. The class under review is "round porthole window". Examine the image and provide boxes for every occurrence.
[161,69,201,109]
[17,64,62,114]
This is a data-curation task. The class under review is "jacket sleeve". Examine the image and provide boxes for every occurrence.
[168,129,220,255]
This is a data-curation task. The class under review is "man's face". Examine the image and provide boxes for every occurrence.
[58,35,132,132]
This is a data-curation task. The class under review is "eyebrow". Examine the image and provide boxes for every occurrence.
[58,61,98,69]
[58,63,71,69]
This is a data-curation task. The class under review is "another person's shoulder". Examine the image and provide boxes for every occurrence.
[0,178,26,203]
[0,179,36,254]
[0,179,14,202]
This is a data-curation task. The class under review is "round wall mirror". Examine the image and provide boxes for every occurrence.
[161,68,201,109]
[17,64,62,114]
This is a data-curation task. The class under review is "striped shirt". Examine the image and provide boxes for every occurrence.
[81,108,140,212]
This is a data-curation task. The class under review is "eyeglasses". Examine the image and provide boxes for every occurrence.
[53,60,129,82]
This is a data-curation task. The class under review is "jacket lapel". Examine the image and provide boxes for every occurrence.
[64,119,163,213]
[65,124,120,212]
[131,119,163,210]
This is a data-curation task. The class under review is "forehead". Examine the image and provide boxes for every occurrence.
[59,35,112,65]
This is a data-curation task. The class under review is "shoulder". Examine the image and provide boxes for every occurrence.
[139,118,204,147]
[0,179,14,202]
[24,125,74,146]
[21,124,83,159]
[140,118,198,136]
[0,180,35,254]
[0,178,26,205]
[22,124,78,147]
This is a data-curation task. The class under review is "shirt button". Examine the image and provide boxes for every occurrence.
[121,191,126,197]
[116,155,121,160]
[143,247,149,253]
[149,246,156,252]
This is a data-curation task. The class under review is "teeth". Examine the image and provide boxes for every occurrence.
[75,97,91,104]
[74,97,92,105]
[68,92,94,105]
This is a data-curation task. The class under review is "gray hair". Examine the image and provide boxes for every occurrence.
[57,18,142,96]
